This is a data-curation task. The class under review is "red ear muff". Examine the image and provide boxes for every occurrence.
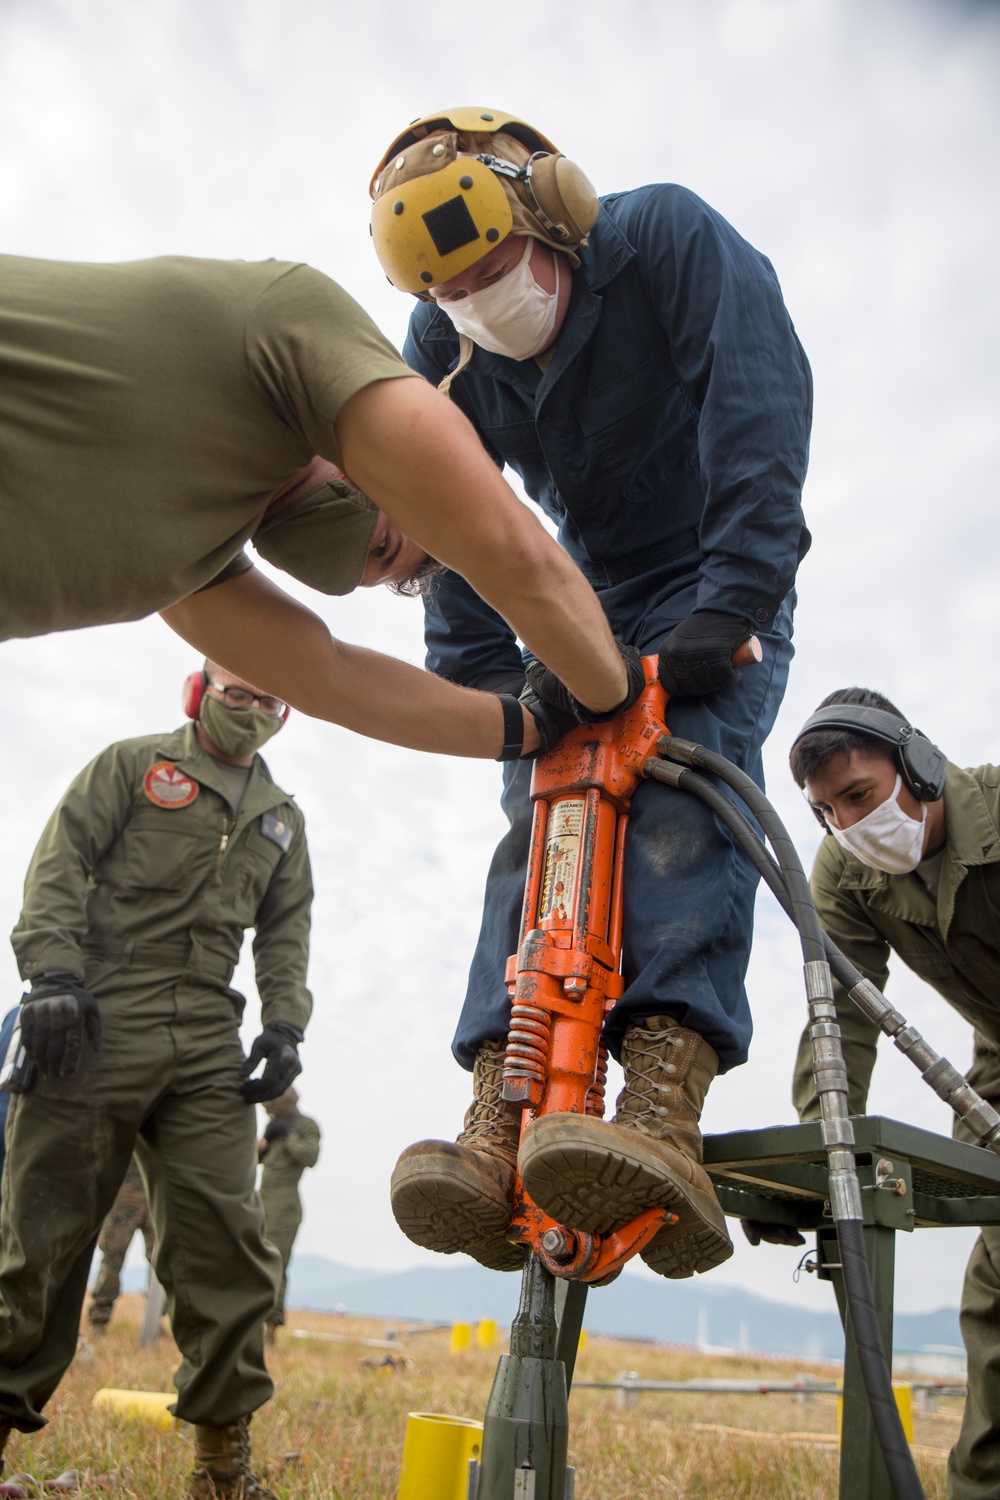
[182,670,206,721]
[280,705,291,725]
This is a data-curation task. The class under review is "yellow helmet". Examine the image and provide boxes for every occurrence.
[370,108,599,294]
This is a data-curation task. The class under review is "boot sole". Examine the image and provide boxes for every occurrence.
[390,1154,525,1273]
[518,1117,733,1278]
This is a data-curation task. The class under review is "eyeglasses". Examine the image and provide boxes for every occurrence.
[207,682,287,717]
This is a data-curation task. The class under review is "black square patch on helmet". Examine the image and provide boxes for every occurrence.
[422,195,481,258]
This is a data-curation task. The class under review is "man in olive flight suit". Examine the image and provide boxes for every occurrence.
[257,1087,321,1345]
[0,660,312,1500]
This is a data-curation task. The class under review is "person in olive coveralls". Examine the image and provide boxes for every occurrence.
[257,1088,321,1344]
[0,661,312,1499]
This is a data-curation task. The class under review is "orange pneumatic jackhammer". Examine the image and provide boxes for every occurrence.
[497,644,760,1284]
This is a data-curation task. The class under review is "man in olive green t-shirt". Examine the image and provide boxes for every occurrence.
[0,253,635,759]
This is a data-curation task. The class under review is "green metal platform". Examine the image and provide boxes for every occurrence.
[702,1116,1000,1499]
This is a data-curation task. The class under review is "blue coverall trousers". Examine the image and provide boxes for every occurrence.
[452,594,794,1075]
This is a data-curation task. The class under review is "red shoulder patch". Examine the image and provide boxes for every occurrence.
[143,761,199,809]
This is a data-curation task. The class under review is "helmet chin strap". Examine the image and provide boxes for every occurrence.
[438,333,476,398]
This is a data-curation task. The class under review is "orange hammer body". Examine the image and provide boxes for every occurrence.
[500,642,759,1282]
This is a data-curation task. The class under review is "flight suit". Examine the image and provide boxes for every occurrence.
[791,762,1000,1500]
[0,722,312,1431]
[258,1110,321,1327]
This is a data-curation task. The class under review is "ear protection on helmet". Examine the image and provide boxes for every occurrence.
[181,669,291,724]
[182,669,207,721]
[519,152,599,246]
[791,705,948,805]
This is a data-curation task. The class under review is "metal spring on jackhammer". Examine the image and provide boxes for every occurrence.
[504,1004,551,1089]
[586,1043,609,1116]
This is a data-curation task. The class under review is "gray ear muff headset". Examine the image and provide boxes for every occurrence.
[791,705,947,827]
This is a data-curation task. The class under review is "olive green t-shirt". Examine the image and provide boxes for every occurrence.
[0,254,416,640]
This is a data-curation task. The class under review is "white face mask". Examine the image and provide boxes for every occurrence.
[439,238,561,360]
[829,774,928,874]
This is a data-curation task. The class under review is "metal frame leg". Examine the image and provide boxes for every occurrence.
[817,1224,897,1500]
[554,1279,588,1392]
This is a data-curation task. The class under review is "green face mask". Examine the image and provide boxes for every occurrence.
[199,692,284,759]
[253,478,379,595]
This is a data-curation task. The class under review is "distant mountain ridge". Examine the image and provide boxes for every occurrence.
[283,1255,961,1361]
[123,1252,961,1360]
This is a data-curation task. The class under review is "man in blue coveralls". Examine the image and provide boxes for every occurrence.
[368,109,813,1281]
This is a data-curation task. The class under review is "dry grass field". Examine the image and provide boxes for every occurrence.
[1,1295,961,1498]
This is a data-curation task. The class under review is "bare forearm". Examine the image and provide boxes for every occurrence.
[335,379,627,712]
[160,572,539,757]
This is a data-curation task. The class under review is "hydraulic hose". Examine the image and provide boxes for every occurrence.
[646,741,925,1500]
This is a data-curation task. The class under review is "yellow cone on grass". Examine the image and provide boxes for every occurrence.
[397,1412,483,1500]
[92,1388,180,1431]
[475,1318,497,1351]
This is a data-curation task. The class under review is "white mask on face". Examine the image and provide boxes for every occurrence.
[439,238,561,360]
[829,774,928,874]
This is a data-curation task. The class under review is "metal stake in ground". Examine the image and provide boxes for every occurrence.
[474,1255,570,1500]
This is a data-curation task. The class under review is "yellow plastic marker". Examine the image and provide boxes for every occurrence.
[449,1321,471,1353]
[578,1329,588,1354]
[92,1388,180,1431]
[837,1384,914,1444]
[475,1318,497,1351]
[397,1412,483,1500]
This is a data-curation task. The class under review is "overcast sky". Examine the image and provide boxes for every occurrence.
[2,0,999,1320]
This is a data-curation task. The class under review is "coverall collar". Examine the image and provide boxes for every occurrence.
[834,762,1000,939]
[157,723,291,819]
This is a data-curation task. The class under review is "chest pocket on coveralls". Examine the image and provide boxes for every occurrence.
[476,418,540,463]
[234,814,289,922]
[122,807,201,893]
[575,356,698,504]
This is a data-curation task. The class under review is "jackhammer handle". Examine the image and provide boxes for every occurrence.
[733,636,762,669]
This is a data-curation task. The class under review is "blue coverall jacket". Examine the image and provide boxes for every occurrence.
[404,185,814,1072]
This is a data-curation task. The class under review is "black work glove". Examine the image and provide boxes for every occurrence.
[239,1022,303,1103]
[264,1116,294,1142]
[656,612,754,698]
[740,1218,806,1248]
[520,640,647,753]
[20,972,101,1078]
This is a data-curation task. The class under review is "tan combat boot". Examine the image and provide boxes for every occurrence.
[186,1416,276,1500]
[518,1019,733,1278]
[389,1039,525,1272]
